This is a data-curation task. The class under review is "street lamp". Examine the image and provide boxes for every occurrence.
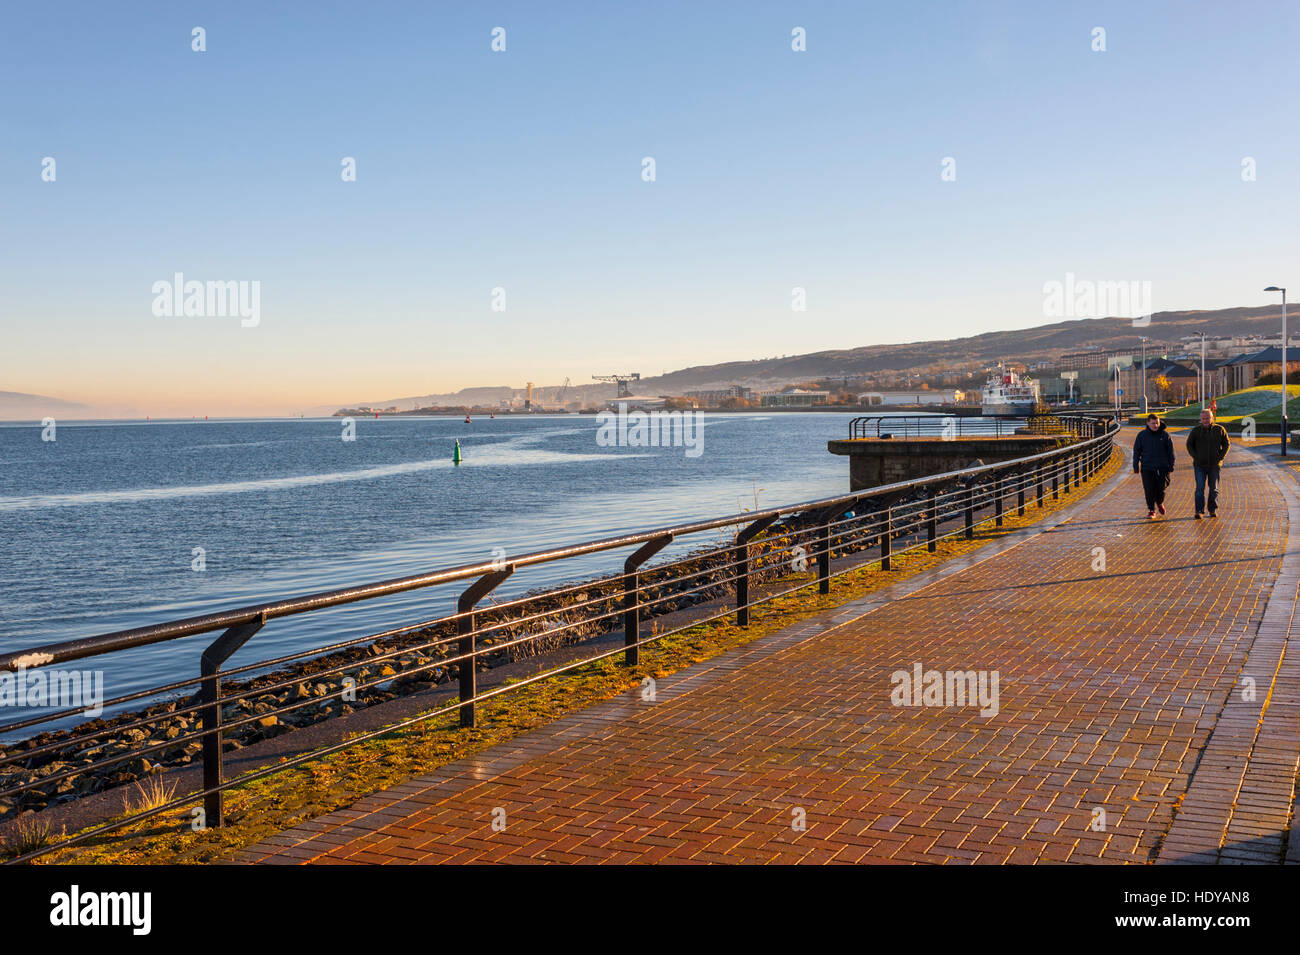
[1140,336,1149,414]
[1200,333,1206,412]
[1113,360,1121,423]
[1266,286,1287,456]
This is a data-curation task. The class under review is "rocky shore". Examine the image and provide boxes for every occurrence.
[1,504,904,820]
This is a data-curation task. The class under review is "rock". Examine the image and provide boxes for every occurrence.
[126,757,163,776]
[254,716,278,729]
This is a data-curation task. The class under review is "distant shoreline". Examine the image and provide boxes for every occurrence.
[0,405,1125,425]
[331,405,982,418]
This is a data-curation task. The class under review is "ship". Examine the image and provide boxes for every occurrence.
[981,368,1040,416]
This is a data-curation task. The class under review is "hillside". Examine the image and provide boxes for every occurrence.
[635,304,1284,392]
[0,391,91,421]
[327,303,1286,412]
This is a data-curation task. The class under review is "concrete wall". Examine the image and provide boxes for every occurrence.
[827,436,1073,491]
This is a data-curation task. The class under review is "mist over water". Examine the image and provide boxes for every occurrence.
[1,413,860,696]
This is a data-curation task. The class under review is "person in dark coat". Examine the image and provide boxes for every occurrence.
[1185,408,1230,518]
[1132,414,1175,518]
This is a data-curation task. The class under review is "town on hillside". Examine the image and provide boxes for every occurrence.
[336,332,1297,417]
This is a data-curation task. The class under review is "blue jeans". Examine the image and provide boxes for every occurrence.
[1194,465,1220,514]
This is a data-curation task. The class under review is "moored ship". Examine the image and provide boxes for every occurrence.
[981,368,1040,416]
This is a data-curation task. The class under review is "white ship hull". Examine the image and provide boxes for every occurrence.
[981,397,1038,416]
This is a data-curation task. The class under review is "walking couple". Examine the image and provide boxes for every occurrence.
[1132,410,1230,520]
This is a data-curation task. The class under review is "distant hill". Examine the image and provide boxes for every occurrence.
[632,304,1285,392]
[0,391,90,421]
[324,303,1286,411]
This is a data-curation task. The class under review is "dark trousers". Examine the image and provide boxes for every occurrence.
[1194,465,1220,514]
[1140,469,1168,511]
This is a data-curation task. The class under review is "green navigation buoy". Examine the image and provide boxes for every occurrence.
[453,439,462,465]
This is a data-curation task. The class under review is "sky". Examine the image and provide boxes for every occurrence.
[2,0,1299,416]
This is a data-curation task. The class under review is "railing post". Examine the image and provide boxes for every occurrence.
[818,519,831,593]
[816,503,854,595]
[456,565,514,728]
[927,488,937,552]
[1052,469,1059,500]
[1036,465,1044,507]
[733,517,778,627]
[1018,473,1026,516]
[624,534,673,662]
[200,616,264,829]
[964,486,974,539]
[994,477,1003,526]
[881,504,892,570]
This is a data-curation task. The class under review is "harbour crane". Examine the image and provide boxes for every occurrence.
[592,373,640,398]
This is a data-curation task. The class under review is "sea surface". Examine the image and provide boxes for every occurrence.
[0,414,852,697]
[0,412,1006,716]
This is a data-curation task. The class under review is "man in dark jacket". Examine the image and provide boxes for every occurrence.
[1185,409,1231,518]
[1132,414,1175,518]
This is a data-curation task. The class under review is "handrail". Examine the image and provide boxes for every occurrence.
[846,412,1105,440]
[0,417,1118,861]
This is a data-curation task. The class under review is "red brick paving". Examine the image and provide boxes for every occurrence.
[239,434,1300,864]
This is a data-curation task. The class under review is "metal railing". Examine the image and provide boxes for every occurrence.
[847,413,1101,439]
[0,417,1118,862]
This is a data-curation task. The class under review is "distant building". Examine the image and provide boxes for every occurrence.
[1217,346,1300,393]
[1054,350,1110,371]
[684,385,754,405]
[761,388,830,408]
[603,395,667,411]
[858,391,952,406]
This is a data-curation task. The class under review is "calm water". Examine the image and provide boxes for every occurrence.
[2,413,873,701]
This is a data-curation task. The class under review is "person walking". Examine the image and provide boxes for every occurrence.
[1185,408,1230,519]
[1132,413,1175,518]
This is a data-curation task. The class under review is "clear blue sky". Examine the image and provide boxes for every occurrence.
[2,1,1298,415]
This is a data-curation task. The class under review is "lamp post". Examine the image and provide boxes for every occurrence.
[1266,286,1287,456]
[1140,336,1149,414]
[1200,333,1206,412]
[1113,361,1121,423]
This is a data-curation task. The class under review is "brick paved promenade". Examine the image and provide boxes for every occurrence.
[240,434,1300,864]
